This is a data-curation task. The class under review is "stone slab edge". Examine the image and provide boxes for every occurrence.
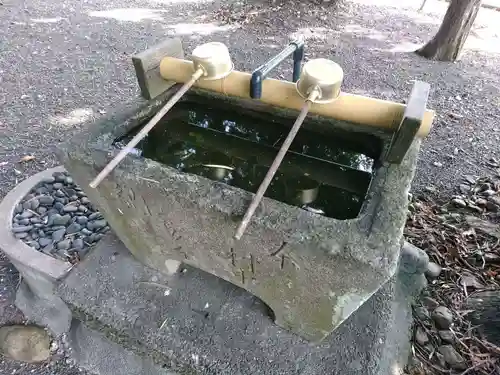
[56,234,429,375]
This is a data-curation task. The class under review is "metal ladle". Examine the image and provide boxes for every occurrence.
[234,58,344,240]
[89,42,234,189]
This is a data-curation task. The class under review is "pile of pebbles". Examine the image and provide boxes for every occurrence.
[413,300,467,371]
[450,175,500,214]
[11,171,109,263]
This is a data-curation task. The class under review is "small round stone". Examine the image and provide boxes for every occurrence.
[65,177,74,185]
[88,234,98,243]
[432,306,453,329]
[52,229,66,242]
[57,240,71,250]
[14,232,29,239]
[54,202,64,211]
[41,243,55,254]
[48,214,71,226]
[37,207,47,215]
[54,190,65,198]
[19,218,31,225]
[400,242,429,274]
[29,242,41,250]
[425,262,442,279]
[54,197,68,205]
[415,327,428,345]
[63,188,76,197]
[73,239,84,250]
[20,210,34,219]
[76,217,88,225]
[46,208,59,217]
[81,228,92,236]
[38,196,55,206]
[413,306,430,321]
[63,205,78,213]
[53,173,66,182]
[35,187,49,195]
[438,330,454,344]
[53,183,64,190]
[14,204,23,214]
[88,213,101,221]
[438,345,466,370]
[30,199,40,210]
[66,223,82,234]
[12,225,34,233]
[38,238,52,247]
[42,177,55,184]
[92,219,107,230]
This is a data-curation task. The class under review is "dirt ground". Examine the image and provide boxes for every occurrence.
[0,0,499,373]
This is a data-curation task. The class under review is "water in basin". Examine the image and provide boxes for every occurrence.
[115,100,382,219]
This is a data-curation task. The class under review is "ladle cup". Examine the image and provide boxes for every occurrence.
[89,42,234,189]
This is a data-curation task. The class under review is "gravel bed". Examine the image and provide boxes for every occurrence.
[11,171,108,264]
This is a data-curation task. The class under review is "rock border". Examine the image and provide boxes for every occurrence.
[1,167,74,335]
[0,166,72,280]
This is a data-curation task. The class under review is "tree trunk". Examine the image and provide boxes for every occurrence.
[416,0,482,61]
[466,291,500,346]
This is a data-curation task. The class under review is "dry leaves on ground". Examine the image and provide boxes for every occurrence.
[406,175,500,374]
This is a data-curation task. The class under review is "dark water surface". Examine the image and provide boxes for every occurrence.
[115,101,381,219]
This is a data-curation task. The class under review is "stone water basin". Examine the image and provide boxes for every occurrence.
[59,86,420,342]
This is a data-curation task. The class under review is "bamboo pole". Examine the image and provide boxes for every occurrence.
[159,57,435,138]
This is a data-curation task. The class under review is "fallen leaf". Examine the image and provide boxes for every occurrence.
[485,253,500,263]
[486,270,498,278]
[460,273,484,289]
[466,216,500,239]
[462,228,476,237]
[464,175,476,184]
[19,155,35,163]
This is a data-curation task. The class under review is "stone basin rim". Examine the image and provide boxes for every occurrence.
[59,88,418,269]
[65,89,389,229]
[0,166,73,280]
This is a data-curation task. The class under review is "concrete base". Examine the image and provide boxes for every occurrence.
[46,234,427,375]
[67,319,178,375]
